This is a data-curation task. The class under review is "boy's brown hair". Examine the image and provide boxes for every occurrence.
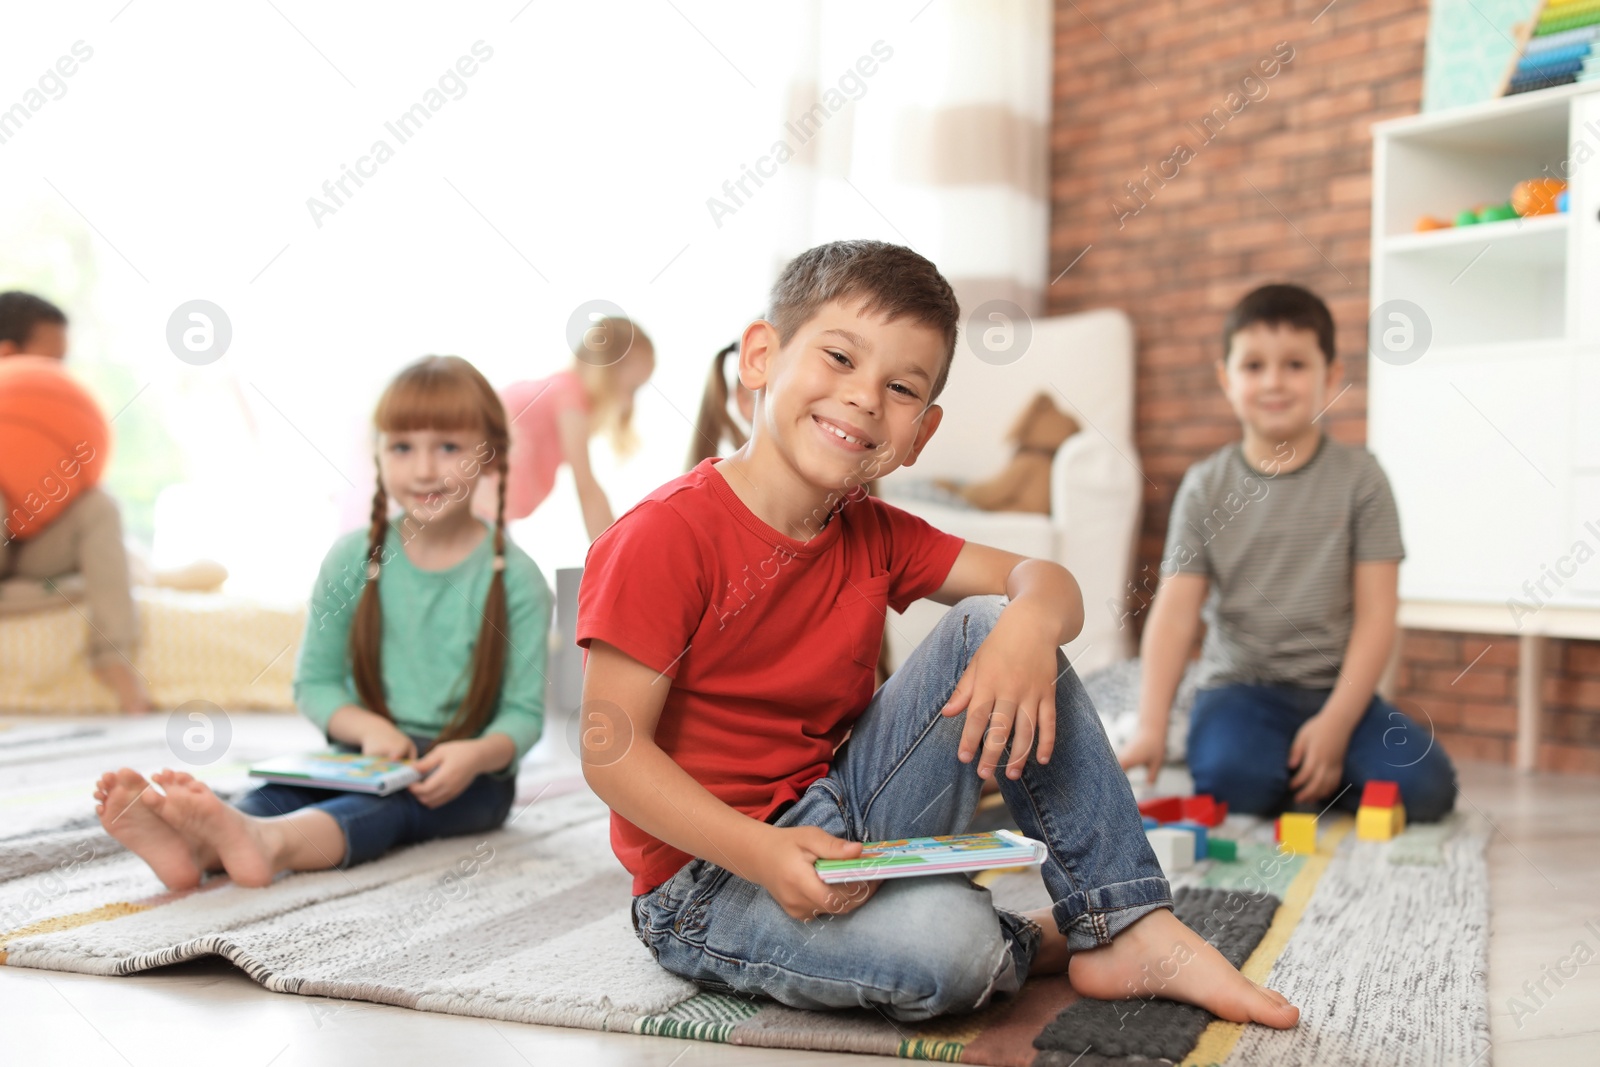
[767,240,961,401]
[1222,283,1336,364]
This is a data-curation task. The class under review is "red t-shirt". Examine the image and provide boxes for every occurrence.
[576,458,965,894]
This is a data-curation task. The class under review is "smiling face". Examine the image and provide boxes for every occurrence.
[377,427,489,526]
[1217,322,1339,443]
[739,298,948,492]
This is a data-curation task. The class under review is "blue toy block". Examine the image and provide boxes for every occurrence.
[1141,816,1158,830]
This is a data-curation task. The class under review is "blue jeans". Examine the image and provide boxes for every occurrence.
[1186,684,1458,822]
[233,738,516,867]
[631,596,1170,1021]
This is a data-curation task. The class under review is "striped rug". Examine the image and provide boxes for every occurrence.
[0,716,1491,1065]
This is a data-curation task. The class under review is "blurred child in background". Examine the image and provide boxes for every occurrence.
[488,317,655,541]
[0,291,147,712]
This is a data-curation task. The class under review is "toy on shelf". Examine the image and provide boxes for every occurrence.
[1415,177,1569,233]
[1141,815,1158,831]
[1512,178,1568,216]
[1277,812,1318,856]
[1356,779,1408,841]
[1501,0,1600,97]
[1146,827,1196,874]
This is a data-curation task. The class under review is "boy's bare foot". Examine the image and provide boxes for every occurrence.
[146,770,278,888]
[93,768,201,890]
[93,660,152,714]
[1066,907,1299,1029]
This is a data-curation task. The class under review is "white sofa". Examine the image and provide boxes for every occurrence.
[877,308,1141,677]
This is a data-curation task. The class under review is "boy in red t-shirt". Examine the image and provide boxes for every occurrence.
[577,241,1298,1026]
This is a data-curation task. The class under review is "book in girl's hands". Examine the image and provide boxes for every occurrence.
[249,752,422,796]
[814,829,1047,883]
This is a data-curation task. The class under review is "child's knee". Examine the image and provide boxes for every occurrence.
[877,884,1011,1019]
[1395,758,1457,823]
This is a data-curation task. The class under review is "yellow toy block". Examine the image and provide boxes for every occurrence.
[1357,805,1394,840]
[1278,812,1317,855]
[1356,801,1408,841]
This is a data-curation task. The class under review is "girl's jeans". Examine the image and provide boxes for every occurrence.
[234,734,516,867]
[630,596,1170,1021]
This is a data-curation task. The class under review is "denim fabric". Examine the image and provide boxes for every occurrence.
[1186,683,1458,822]
[233,736,516,867]
[631,596,1171,1020]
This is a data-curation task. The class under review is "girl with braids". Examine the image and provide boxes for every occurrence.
[685,338,755,470]
[488,316,655,541]
[92,356,551,890]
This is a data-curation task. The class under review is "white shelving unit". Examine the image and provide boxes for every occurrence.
[1369,82,1600,770]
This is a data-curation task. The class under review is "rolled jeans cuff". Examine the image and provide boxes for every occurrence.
[1052,875,1173,952]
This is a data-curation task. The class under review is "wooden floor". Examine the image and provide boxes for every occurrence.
[3,758,1597,1066]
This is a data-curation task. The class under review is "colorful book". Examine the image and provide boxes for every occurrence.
[814,829,1047,884]
[249,751,422,795]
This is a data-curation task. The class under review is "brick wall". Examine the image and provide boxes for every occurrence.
[1045,0,1600,774]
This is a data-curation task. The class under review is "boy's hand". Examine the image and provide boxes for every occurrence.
[408,739,487,808]
[1287,713,1351,804]
[361,720,417,762]
[939,602,1059,780]
[1118,726,1167,785]
[747,825,882,921]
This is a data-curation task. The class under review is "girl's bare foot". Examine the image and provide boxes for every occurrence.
[146,770,278,888]
[1067,907,1299,1029]
[149,770,222,872]
[93,768,201,890]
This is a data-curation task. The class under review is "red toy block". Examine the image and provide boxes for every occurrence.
[1361,781,1400,809]
[1138,797,1183,823]
[1181,794,1229,827]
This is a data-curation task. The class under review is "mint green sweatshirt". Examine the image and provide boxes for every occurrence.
[293,520,550,764]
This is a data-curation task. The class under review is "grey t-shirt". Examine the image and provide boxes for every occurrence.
[1161,435,1404,690]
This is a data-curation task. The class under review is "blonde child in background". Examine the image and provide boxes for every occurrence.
[94,355,551,889]
[488,317,655,541]
[0,290,147,712]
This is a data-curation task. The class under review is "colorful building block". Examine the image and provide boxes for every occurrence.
[1138,797,1183,823]
[1141,816,1158,830]
[1146,827,1195,874]
[1169,819,1208,860]
[1361,781,1400,809]
[1357,801,1408,841]
[1278,812,1317,855]
[1180,794,1229,827]
[1207,838,1238,862]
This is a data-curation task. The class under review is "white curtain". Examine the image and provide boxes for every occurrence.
[763,0,1053,316]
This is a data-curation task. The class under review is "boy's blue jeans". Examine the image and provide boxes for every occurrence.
[233,736,516,867]
[1186,684,1458,822]
[631,596,1170,1021]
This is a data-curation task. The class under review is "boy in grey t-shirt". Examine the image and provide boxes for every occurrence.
[1119,284,1456,822]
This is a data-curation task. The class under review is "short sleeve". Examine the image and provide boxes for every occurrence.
[1353,457,1405,562]
[1161,467,1213,578]
[872,498,965,614]
[576,500,709,678]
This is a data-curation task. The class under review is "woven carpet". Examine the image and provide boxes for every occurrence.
[0,715,1492,1065]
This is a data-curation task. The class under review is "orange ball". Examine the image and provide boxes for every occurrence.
[0,356,111,541]
[1512,178,1567,217]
